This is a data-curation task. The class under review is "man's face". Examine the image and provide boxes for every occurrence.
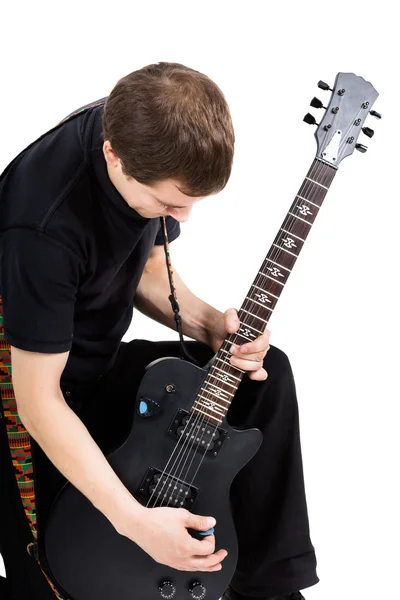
[103,141,205,222]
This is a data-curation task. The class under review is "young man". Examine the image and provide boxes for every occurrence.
[0,62,318,600]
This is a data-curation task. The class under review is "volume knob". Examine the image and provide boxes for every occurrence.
[159,580,176,599]
[189,581,207,599]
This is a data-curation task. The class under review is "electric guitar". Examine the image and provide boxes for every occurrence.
[45,73,380,600]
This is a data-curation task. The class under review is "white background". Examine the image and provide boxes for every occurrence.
[1,2,399,599]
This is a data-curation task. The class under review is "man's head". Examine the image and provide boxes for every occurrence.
[102,62,235,221]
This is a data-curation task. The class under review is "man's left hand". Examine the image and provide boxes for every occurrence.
[208,308,270,381]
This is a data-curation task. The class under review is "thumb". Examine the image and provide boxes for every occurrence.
[224,308,240,334]
[185,512,216,532]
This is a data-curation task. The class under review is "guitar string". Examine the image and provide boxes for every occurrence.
[153,161,332,504]
[149,159,332,509]
[182,159,334,493]
[178,164,340,514]
[181,129,358,500]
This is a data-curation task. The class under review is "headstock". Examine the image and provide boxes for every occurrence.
[304,73,380,167]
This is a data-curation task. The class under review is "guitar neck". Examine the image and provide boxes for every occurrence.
[192,158,337,425]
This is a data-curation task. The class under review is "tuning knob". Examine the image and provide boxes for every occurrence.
[159,580,176,599]
[189,581,207,599]
[303,113,317,125]
[370,110,382,119]
[318,80,332,91]
[362,126,374,138]
[355,143,368,153]
[310,97,325,109]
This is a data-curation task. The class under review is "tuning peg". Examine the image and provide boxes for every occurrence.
[355,143,368,153]
[303,113,318,126]
[318,80,333,91]
[370,110,382,119]
[362,126,374,138]
[310,97,326,109]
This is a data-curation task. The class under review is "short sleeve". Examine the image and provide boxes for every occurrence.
[1,229,82,353]
[153,216,181,245]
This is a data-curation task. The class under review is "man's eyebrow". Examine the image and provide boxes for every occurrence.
[155,197,186,209]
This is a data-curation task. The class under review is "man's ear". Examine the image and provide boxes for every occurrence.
[102,141,119,167]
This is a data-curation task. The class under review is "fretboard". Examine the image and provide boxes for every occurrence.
[192,158,337,425]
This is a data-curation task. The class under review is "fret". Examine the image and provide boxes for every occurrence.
[273,243,298,258]
[211,366,241,383]
[293,201,316,220]
[241,308,269,324]
[308,160,337,187]
[198,394,230,408]
[251,284,279,299]
[215,353,246,374]
[296,195,321,209]
[191,407,221,425]
[207,373,237,390]
[246,296,274,311]
[199,388,230,403]
[258,270,286,289]
[288,211,313,225]
[260,274,285,289]
[280,228,305,242]
[297,184,327,206]
[266,249,297,271]
[274,231,306,257]
[305,176,328,190]
[202,384,233,398]
[235,329,256,342]
[195,396,225,417]
[238,321,264,336]
[265,259,291,272]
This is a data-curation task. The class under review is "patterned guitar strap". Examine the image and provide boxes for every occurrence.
[0,99,201,599]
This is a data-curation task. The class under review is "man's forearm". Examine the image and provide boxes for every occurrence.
[18,391,144,535]
[134,262,222,350]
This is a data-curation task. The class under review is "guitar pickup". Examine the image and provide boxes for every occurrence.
[167,409,227,458]
[137,466,199,509]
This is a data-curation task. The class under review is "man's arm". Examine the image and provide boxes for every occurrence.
[135,245,223,352]
[135,245,270,380]
[12,346,145,534]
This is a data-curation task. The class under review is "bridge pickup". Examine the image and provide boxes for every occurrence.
[167,409,228,458]
[137,467,199,509]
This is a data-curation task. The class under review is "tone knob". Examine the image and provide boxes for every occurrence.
[159,580,176,599]
[189,581,207,599]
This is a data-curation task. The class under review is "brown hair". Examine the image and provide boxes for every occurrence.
[102,62,235,197]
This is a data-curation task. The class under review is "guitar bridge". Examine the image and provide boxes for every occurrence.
[167,409,227,458]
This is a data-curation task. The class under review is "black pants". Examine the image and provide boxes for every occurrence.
[0,339,319,599]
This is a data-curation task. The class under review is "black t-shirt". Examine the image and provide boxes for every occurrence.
[0,101,180,382]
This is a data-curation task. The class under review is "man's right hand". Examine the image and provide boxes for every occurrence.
[119,505,228,572]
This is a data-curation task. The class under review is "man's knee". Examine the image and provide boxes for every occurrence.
[264,344,293,379]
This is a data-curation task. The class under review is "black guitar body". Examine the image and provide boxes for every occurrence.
[45,357,263,600]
